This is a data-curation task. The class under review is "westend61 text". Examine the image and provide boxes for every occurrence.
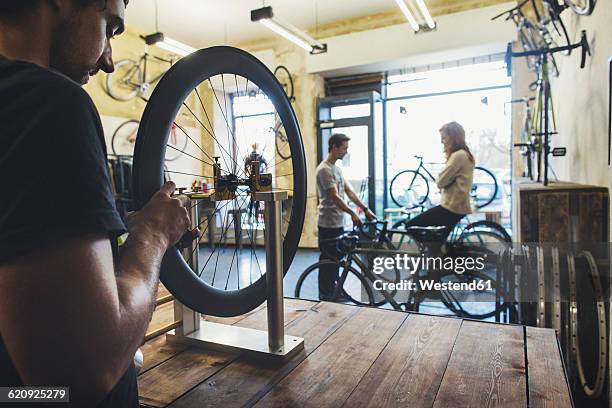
[372,254,486,275]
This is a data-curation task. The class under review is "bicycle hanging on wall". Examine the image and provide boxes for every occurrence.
[106,32,179,101]
[507,30,590,185]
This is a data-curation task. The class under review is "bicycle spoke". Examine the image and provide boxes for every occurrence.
[181,101,234,173]
[207,78,248,179]
[173,122,231,174]
[198,192,250,281]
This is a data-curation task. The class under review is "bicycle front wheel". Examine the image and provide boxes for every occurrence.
[294,260,375,306]
[132,46,306,317]
[106,59,143,101]
[390,170,429,209]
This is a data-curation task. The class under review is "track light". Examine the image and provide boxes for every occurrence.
[251,6,327,54]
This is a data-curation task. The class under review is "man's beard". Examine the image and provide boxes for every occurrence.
[49,19,88,84]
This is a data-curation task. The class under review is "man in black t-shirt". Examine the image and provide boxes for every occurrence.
[0,1,190,406]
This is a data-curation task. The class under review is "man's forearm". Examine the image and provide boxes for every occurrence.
[114,232,168,368]
[331,194,356,215]
[346,190,367,210]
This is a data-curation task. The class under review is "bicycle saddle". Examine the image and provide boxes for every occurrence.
[337,233,359,252]
[404,225,450,243]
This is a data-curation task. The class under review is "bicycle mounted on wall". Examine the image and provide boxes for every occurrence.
[494,0,592,185]
[106,32,178,101]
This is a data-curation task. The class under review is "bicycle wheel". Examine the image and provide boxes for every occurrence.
[459,221,511,242]
[439,269,498,319]
[273,120,291,160]
[390,170,429,209]
[111,120,189,161]
[163,122,189,162]
[106,59,143,101]
[111,119,139,156]
[564,0,595,15]
[273,65,295,102]
[294,260,375,306]
[132,46,306,317]
[471,166,498,209]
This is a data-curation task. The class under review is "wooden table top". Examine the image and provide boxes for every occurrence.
[138,298,572,408]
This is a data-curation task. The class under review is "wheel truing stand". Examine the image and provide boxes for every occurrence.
[166,161,304,360]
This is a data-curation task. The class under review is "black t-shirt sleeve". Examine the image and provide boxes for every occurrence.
[0,74,126,263]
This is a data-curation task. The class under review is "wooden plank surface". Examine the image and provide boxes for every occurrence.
[138,299,315,407]
[139,300,571,408]
[526,327,572,408]
[253,306,407,407]
[170,301,360,408]
[343,314,463,408]
[433,321,527,408]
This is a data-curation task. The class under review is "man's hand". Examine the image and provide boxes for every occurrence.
[125,181,190,249]
[350,211,363,227]
[364,208,376,221]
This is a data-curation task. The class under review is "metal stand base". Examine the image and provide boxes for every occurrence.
[171,190,304,362]
[166,321,304,361]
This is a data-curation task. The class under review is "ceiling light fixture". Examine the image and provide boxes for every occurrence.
[251,6,327,54]
[395,0,436,33]
[415,0,436,29]
[394,0,420,32]
[143,32,196,57]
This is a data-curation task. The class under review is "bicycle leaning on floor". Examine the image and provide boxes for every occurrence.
[294,221,505,319]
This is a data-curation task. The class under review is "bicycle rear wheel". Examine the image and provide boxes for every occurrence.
[458,221,511,243]
[132,46,306,317]
[471,167,498,209]
[439,269,498,319]
[106,59,143,101]
[389,170,429,209]
[294,260,375,306]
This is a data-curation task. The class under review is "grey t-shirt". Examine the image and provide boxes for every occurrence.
[316,160,346,228]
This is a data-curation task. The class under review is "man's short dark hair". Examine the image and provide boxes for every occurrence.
[328,133,350,152]
[0,0,128,15]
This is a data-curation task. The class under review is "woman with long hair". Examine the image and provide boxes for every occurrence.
[403,121,475,239]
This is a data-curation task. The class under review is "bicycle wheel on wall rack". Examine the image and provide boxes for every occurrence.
[389,170,429,208]
[564,0,595,15]
[132,46,307,317]
[471,166,498,209]
[273,65,295,102]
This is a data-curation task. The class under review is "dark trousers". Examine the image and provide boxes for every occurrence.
[318,226,344,298]
[404,205,464,242]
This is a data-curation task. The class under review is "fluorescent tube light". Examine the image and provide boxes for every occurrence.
[394,0,420,32]
[155,37,196,57]
[251,6,327,54]
[260,19,312,52]
[415,0,436,29]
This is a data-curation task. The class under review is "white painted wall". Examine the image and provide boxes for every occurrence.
[305,2,517,77]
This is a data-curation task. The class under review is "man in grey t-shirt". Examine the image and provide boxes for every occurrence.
[315,133,375,300]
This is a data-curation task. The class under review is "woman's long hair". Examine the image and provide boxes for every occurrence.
[440,121,474,163]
